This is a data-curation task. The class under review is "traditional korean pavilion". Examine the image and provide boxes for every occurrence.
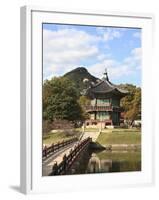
[85,69,128,128]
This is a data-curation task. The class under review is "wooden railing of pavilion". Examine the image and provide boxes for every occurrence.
[42,137,78,158]
[85,105,122,112]
[50,137,92,175]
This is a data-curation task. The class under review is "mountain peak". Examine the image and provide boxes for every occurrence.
[64,67,99,95]
[68,67,88,74]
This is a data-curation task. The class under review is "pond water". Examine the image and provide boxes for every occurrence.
[70,149,141,174]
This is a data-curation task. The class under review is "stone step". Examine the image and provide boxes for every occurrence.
[81,132,100,142]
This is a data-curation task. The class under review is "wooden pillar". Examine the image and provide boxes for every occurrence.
[118,112,121,126]
[95,98,97,120]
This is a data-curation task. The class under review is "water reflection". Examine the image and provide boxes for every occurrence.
[85,150,141,173]
[87,153,112,173]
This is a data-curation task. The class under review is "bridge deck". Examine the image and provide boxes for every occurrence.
[42,141,79,176]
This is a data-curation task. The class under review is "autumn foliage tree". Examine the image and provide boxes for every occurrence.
[120,84,141,126]
[78,95,91,120]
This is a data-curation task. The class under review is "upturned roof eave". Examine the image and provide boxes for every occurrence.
[92,88,128,96]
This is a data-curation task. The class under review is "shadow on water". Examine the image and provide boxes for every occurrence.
[69,145,141,175]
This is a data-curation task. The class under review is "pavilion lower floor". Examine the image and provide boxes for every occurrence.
[85,119,113,129]
[85,111,122,129]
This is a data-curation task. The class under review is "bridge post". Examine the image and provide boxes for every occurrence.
[69,149,73,161]
[63,154,67,173]
[44,145,47,157]
[52,162,58,175]
[57,142,59,150]
[62,140,64,147]
[51,143,54,153]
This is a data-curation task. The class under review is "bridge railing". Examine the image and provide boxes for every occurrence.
[42,137,78,158]
[50,137,92,175]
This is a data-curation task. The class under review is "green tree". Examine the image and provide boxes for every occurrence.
[78,95,91,120]
[43,77,83,122]
[120,84,141,126]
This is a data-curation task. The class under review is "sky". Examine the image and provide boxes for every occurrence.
[43,23,141,86]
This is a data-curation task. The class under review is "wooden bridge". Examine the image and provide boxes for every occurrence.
[42,137,92,176]
[42,137,78,158]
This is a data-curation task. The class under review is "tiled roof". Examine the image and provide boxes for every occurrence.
[86,78,128,97]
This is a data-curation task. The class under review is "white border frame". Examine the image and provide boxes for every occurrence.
[20,6,154,194]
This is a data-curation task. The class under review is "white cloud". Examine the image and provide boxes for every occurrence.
[124,47,141,69]
[103,30,121,41]
[133,31,141,39]
[43,26,141,84]
[88,47,141,80]
[88,59,133,79]
[43,28,101,79]
[131,47,141,59]
[97,53,112,61]
[96,27,123,41]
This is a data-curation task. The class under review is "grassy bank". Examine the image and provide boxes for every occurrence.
[96,130,141,145]
[75,128,99,132]
[43,131,79,146]
[43,128,141,146]
[97,150,141,162]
